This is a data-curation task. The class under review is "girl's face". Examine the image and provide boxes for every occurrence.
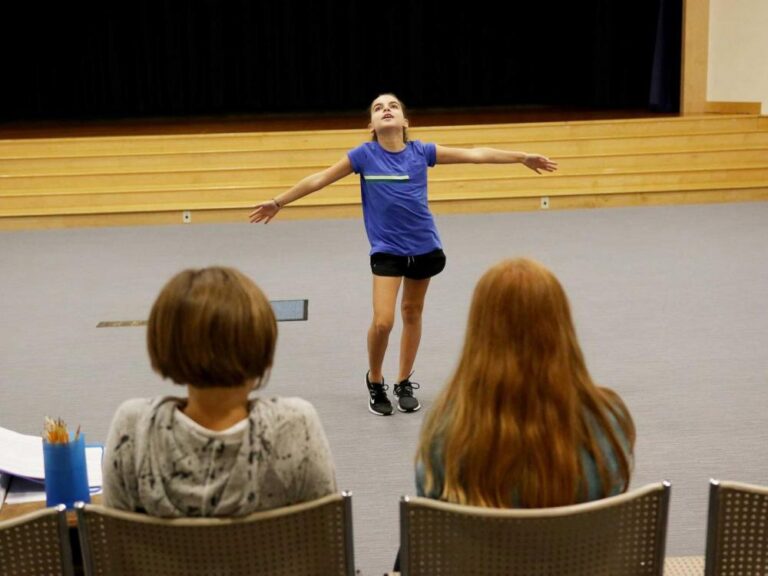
[369,94,408,137]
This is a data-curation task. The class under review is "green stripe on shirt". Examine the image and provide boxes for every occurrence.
[363,174,410,182]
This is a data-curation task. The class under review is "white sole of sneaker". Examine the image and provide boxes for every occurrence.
[397,403,421,413]
[368,403,394,416]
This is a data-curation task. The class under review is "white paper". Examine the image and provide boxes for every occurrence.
[0,426,104,486]
[84,446,104,487]
[5,476,47,504]
[0,426,45,480]
[4,449,104,505]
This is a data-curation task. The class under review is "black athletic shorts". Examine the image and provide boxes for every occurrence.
[370,249,446,280]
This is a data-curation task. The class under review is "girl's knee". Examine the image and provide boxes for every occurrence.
[372,317,395,335]
[401,302,424,325]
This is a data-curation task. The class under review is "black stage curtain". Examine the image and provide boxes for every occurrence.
[649,0,683,112]
[0,0,681,122]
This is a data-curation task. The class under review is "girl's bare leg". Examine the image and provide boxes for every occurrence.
[368,275,402,383]
[398,277,431,382]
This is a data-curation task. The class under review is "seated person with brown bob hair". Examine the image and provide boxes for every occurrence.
[103,266,336,517]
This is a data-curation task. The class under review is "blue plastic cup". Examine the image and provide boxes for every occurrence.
[43,434,91,508]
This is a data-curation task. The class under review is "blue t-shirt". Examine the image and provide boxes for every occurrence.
[347,140,443,256]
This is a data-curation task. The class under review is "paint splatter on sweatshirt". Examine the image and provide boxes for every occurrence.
[103,396,337,517]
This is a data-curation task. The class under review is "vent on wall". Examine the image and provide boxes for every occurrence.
[97,299,309,327]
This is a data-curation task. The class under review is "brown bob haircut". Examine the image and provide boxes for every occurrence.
[147,266,277,389]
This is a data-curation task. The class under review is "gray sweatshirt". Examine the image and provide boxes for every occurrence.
[102,395,337,517]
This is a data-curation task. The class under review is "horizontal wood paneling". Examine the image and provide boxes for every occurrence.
[1,114,766,229]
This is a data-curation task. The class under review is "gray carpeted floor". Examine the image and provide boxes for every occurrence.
[1,201,767,575]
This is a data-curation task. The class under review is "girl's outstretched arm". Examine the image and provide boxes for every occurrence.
[435,145,558,174]
[249,156,354,223]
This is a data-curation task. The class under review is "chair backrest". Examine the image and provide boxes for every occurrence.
[400,481,671,576]
[705,479,768,576]
[0,504,74,576]
[76,492,354,576]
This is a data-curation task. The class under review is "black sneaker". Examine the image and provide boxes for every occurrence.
[366,373,394,416]
[393,376,421,413]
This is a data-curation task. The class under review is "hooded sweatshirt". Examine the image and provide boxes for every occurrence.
[102,396,337,517]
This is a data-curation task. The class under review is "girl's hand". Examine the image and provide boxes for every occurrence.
[249,199,281,224]
[523,154,558,174]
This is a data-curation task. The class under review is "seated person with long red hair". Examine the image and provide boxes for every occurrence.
[416,258,634,508]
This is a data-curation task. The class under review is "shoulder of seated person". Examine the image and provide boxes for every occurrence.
[256,396,319,418]
[113,396,180,421]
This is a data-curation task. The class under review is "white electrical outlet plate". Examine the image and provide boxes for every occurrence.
[183,210,191,223]
[540,196,550,209]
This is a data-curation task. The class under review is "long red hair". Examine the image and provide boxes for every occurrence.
[417,258,635,508]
